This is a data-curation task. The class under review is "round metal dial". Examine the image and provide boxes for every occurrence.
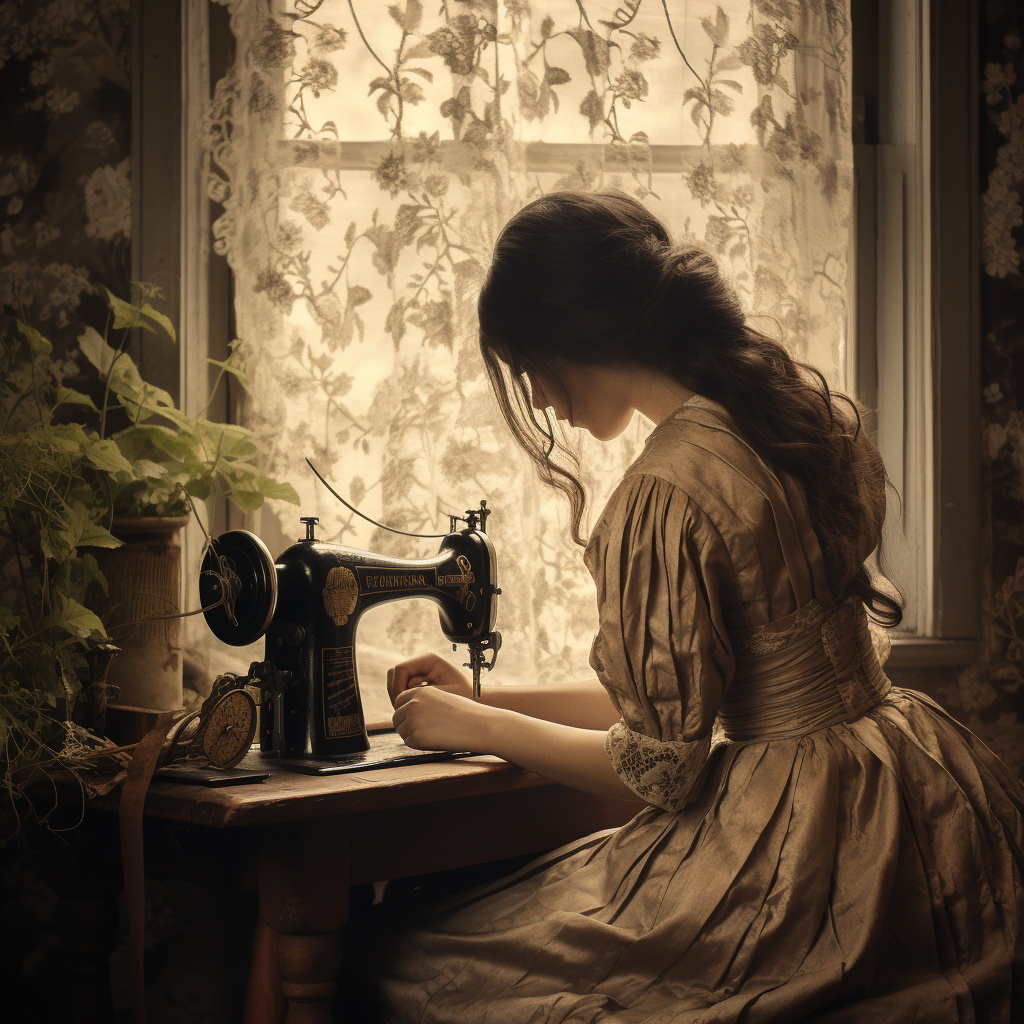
[201,690,257,768]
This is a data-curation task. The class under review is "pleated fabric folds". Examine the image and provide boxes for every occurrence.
[370,397,1024,1022]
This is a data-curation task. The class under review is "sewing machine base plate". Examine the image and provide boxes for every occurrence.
[238,734,474,776]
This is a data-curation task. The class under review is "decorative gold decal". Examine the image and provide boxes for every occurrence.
[438,554,476,610]
[322,646,362,739]
[323,566,359,625]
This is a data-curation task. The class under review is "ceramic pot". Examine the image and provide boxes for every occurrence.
[93,515,190,712]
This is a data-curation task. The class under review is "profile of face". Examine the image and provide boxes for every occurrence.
[525,362,635,443]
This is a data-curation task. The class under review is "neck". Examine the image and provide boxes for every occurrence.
[622,367,694,425]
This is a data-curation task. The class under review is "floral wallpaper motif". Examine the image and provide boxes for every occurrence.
[206,0,854,704]
[943,3,1024,777]
[0,4,133,1018]
[0,0,132,349]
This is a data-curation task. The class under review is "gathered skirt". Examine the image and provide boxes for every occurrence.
[368,688,1024,1023]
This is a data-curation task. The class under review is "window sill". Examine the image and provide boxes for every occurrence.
[886,637,976,669]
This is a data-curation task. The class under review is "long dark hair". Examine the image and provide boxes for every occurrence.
[477,189,902,627]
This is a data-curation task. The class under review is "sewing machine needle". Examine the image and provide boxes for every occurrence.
[472,652,482,701]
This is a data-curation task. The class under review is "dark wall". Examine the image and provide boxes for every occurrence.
[0,0,132,353]
[936,2,1024,775]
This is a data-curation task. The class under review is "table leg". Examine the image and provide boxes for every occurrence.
[259,818,349,1024]
[278,931,343,1023]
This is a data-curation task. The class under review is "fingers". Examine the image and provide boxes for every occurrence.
[392,689,430,748]
[387,652,441,703]
[392,687,417,710]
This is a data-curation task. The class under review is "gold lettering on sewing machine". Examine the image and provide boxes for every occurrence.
[366,573,427,589]
[322,646,362,739]
[357,567,437,593]
[438,554,476,610]
[323,566,359,625]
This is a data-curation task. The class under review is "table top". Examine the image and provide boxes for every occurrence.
[93,751,557,829]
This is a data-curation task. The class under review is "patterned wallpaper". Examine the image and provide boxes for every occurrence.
[0,5,140,1022]
[938,1,1024,776]
[0,0,132,356]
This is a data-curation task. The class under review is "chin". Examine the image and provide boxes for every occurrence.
[589,425,627,442]
[589,417,633,442]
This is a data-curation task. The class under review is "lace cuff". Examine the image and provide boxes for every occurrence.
[605,721,712,812]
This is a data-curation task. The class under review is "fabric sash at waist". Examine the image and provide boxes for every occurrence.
[719,597,890,742]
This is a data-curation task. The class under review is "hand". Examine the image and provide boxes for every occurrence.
[386,652,472,705]
[392,684,501,753]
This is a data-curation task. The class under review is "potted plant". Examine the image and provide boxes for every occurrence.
[0,284,297,827]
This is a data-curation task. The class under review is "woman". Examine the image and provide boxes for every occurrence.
[375,191,1024,1022]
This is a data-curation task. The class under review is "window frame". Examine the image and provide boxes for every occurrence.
[143,0,982,666]
[850,0,980,665]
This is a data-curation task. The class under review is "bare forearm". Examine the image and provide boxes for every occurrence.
[479,709,643,804]
[479,679,621,729]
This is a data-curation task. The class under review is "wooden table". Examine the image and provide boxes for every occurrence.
[58,747,638,1023]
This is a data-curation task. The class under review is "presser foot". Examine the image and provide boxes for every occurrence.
[464,631,502,700]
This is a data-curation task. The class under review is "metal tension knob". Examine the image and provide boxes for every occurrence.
[300,516,319,541]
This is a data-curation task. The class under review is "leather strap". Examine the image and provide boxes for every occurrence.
[119,712,178,1024]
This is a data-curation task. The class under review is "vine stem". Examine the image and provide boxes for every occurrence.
[99,327,131,440]
[4,509,38,629]
[347,0,392,74]
[393,29,408,136]
[660,0,703,85]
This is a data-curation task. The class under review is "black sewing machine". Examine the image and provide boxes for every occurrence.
[198,501,501,776]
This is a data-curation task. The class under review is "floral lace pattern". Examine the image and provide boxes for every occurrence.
[730,601,826,658]
[201,0,855,695]
[605,721,711,812]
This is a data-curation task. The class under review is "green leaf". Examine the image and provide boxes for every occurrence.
[207,348,250,390]
[110,365,174,413]
[133,280,164,301]
[17,320,52,357]
[54,386,99,412]
[139,302,176,342]
[114,424,194,461]
[104,287,154,332]
[78,552,109,595]
[47,422,91,454]
[184,475,212,501]
[78,522,122,549]
[48,596,108,640]
[0,606,20,634]
[257,477,300,504]
[196,420,258,458]
[86,438,133,475]
[78,326,119,375]
[226,487,264,514]
[133,459,167,478]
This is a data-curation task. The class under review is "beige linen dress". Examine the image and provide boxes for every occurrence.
[372,396,1024,1023]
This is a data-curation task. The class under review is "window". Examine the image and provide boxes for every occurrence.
[138,1,979,685]
[850,0,979,664]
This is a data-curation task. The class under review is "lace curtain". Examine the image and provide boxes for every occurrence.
[203,0,853,719]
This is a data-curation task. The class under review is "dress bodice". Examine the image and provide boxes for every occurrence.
[584,395,891,809]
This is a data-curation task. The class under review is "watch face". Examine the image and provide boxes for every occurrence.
[202,689,257,768]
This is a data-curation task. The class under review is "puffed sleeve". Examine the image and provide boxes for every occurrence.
[584,474,735,811]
